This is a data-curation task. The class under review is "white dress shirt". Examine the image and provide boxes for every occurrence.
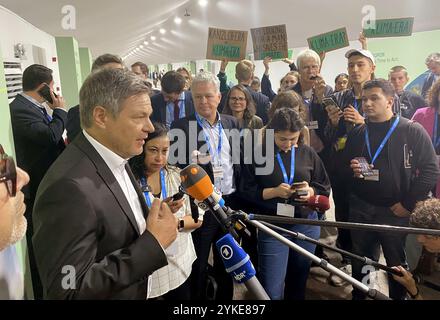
[83,130,146,234]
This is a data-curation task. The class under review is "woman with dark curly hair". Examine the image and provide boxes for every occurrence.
[240,108,330,300]
[129,122,202,300]
[392,198,440,300]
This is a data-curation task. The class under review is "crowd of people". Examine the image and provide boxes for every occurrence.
[1,42,440,301]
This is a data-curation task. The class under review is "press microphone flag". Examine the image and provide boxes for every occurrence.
[216,234,270,300]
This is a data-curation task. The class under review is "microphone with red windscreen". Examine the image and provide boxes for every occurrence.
[291,195,330,213]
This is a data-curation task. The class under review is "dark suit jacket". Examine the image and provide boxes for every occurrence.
[421,72,438,100]
[170,113,241,188]
[9,94,67,200]
[151,91,195,125]
[32,133,167,299]
[66,105,80,143]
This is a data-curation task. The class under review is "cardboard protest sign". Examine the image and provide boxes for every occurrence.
[206,27,248,61]
[307,27,349,54]
[250,24,288,60]
[363,17,414,38]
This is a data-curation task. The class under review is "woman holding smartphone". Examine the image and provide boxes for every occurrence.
[129,122,202,300]
[240,108,331,300]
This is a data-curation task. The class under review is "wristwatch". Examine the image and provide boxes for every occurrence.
[178,218,185,232]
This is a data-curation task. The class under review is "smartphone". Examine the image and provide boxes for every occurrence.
[171,191,185,201]
[291,181,308,189]
[309,75,319,81]
[354,157,374,177]
[38,83,57,104]
[322,97,340,112]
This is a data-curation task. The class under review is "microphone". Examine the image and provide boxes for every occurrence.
[216,234,270,300]
[180,164,238,238]
[290,195,330,213]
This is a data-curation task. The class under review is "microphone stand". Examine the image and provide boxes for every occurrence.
[259,221,402,277]
[245,214,440,236]
[245,218,391,300]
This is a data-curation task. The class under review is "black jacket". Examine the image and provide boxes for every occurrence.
[342,117,439,211]
[9,94,67,200]
[33,133,167,299]
[398,90,427,119]
[66,104,80,143]
[170,113,241,186]
[421,72,438,100]
[151,91,195,126]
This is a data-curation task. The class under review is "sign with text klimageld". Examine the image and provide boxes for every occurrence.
[250,24,288,60]
[206,27,248,61]
[363,17,414,38]
[307,27,349,54]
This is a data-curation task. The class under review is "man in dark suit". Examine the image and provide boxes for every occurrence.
[9,64,67,298]
[151,71,195,129]
[421,53,440,100]
[170,71,241,301]
[217,59,270,124]
[66,54,124,144]
[32,69,178,299]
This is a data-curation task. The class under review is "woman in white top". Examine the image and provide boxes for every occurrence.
[129,122,203,300]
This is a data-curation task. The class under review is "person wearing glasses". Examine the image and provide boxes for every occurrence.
[221,84,264,130]
[0,144,30,251]
[0,144,30,300]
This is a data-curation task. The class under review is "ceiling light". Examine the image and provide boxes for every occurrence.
[150,36,156,41]
[140,45,144,49]
[198,0,208,7]
[160,28,166,34]
[144,41,149,45]
[174,17,182,24]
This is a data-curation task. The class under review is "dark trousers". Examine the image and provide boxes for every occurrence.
[349,194,409,300]
[190,194,239,300]
[331,177,352,262]
[24,197,43,299]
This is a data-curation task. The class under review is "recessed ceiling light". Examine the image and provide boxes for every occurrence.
[198,0,208,7]
[150,36,156,41]
[159,28,166,34]
[174,17,182,24]
[144,41,149,45]
[140,45,144,49]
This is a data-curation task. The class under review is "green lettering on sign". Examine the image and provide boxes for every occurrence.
[257,51,284,60]
[212,44,240,59]
[363,17,414,38]
[307,27,349,54]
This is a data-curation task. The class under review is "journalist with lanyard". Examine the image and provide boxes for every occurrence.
[195,112,224,190]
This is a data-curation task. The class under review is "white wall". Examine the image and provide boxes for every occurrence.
[0,5,61,94]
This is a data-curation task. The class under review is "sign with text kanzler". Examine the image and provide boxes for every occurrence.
[363,17,414,38]
[206,27,248,61]
[307,27,349,54]
[251,24,288,60]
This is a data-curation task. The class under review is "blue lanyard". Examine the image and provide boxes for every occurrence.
[433,115,440,149]
[141,169,167,208]
[276,147,295,185]
[303,98,313,121]
[365,117,400,165]
[195,113,223,162]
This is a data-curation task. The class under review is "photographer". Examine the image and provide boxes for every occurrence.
[240,108,330,300]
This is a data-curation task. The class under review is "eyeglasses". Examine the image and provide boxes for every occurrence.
[0,144,17,197]
[229,97,246,102]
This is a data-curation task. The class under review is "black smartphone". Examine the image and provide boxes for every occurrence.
[322,97,341,112]
[38,84,57,104]
[171,191,185,201]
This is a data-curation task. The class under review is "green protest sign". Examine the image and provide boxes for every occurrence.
[307,27,349,54]
[363,17,414,38]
